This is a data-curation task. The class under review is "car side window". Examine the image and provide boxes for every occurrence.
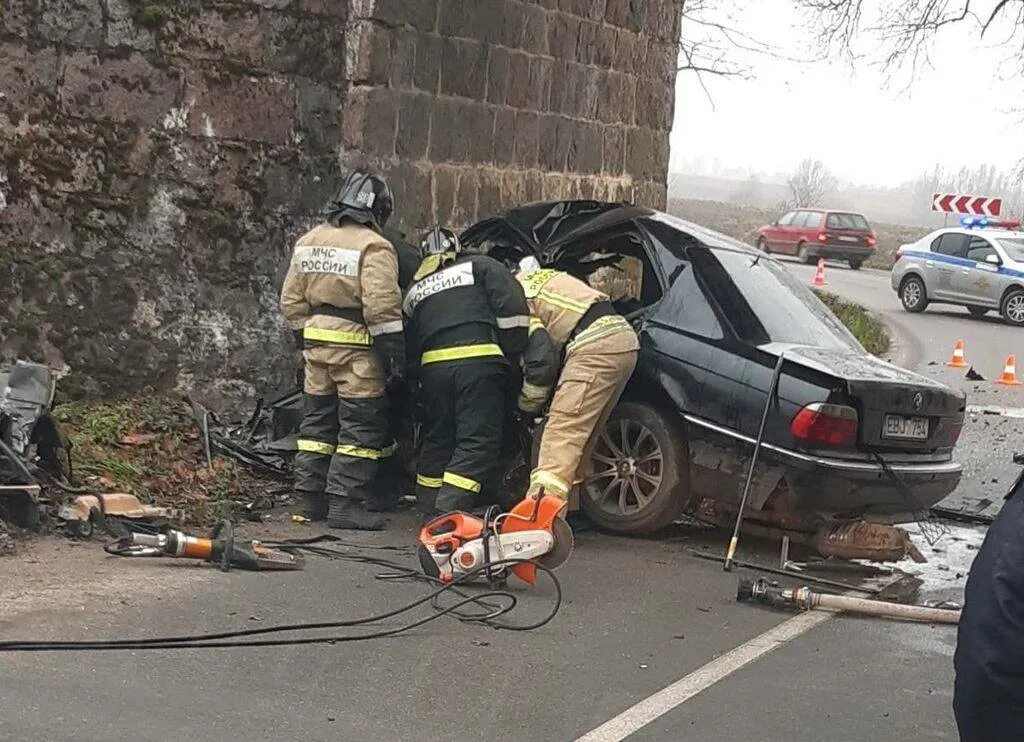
[802,212,823,228]
[778,212,796,226]
[656,261,724,340]
[791,211,809,227]
[966,237,998,263]
[933,233,969,258]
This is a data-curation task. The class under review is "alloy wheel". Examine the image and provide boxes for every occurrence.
[903,281,922,308]
[1006,294,1024,323]
[584,418,664,516]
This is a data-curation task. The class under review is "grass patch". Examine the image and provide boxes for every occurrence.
[814,291,891,357]
[54,397,270,525]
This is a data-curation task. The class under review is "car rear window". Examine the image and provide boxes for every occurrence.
[826,213,870,230]
[997,237,1024,261]
[689,247,861,350]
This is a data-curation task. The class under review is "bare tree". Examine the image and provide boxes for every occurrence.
[786,159,839,207]
[677,1,810,107]
[798,0,1024,78]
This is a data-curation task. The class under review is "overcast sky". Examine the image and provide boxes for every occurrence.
[669,2,1024,187]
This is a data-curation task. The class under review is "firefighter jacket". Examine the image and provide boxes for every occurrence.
[516,268,638,410]
[280,221,405,378]
[403,253,529,367]
[519,317,558,412]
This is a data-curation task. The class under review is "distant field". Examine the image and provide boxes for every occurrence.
[667,198,929,270]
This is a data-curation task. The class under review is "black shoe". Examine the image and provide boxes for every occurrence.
[327,497,387,531]
[298,492,328,522]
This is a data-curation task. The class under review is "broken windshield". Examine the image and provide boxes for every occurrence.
[689,248,861,351]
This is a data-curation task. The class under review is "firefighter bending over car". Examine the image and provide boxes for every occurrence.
[515,257,639,502]
[280,171,406,531]
[404,226,530,516]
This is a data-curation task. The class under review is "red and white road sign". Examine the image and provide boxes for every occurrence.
[932,193,1003,217]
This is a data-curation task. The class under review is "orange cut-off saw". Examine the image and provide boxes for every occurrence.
[417,495,573,585]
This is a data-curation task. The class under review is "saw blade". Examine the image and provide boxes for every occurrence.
[538,517,574,570]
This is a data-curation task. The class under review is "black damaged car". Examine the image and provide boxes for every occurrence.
[463,201,966,535]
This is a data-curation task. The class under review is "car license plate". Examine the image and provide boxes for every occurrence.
[883,414,928,440]
[838,235,859,243]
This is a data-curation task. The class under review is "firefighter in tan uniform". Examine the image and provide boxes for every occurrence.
[280,172,405,530]
[515,258,639,501]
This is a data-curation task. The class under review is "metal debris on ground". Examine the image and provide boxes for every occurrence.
[185,395,297,477]
[58,492,183,539]
[0,361,72,529]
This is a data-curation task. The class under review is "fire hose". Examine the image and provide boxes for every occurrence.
[737,577,961,624]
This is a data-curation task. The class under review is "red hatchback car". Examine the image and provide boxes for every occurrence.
[757,209,878,269]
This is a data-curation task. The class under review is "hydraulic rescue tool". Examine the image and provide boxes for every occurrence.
[418,495,573,585]
[737,577,961,624]
[105,520,305,571]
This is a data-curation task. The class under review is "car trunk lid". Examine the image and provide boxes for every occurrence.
[765,344,966,451]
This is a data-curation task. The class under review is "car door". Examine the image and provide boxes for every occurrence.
[765,212,796,251]
[955,235,1002,307]
[927,233,970,301]
[778,211,809,253]
[799,211,824,246]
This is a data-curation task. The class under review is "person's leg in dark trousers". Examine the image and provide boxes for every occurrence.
[325,351,391,530]
[415,364,456,511]
[294,359,338,521]
[435,360,507,512]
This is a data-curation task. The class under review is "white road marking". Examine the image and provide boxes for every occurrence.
[967,404,1024,419]
[575,609,836,742]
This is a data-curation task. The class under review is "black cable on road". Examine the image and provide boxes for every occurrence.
[0,551,562,652]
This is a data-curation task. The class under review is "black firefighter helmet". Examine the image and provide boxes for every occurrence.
[326,171,394,229]
[419,225,461,258]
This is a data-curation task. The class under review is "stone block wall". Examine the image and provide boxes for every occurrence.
[1,0,683,406]
[344,0,682,237]
[1,0,348,404]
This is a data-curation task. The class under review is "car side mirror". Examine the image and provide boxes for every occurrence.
[985,254,1001,265]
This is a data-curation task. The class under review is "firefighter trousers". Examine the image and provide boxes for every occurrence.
[529,329,638,500]
[294,347,391,504]
[415,358,507,512]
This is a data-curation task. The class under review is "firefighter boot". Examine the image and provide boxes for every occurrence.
[298,491,328,521]
[327,495,387,531]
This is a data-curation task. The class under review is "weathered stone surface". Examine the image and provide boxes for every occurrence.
[439,37,488,99]
[396,91,432,159]
[0,43,60,115]
[36,0,104,46]
[60,52,181,127]
[186,75,294,145]
[0,0,682,408]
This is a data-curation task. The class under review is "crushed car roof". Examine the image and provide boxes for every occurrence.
[462,200,759,260]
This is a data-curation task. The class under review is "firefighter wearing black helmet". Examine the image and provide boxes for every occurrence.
[404,226,530,514]
[280,171,405,530]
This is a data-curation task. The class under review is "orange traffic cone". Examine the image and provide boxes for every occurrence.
[946,340,968,368]
[996,354,1023,386]
[812,258,827,287]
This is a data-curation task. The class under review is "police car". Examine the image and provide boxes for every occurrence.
[891,218,1024,325]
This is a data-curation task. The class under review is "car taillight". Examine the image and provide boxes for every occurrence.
[817,232,829,242]
[867,235,877,247]
[893,248,904,267]
[791,403,858,447]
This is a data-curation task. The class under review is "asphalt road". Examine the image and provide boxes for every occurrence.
[2,254,1006,742]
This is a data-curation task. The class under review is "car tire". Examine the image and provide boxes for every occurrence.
[579,401,690,535]
[757,237,770,254]
[967,306,989,318]
[848,259,864,270]
[900,275,928,313]
[797,242,813,264]
[1001,288,1024,326]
